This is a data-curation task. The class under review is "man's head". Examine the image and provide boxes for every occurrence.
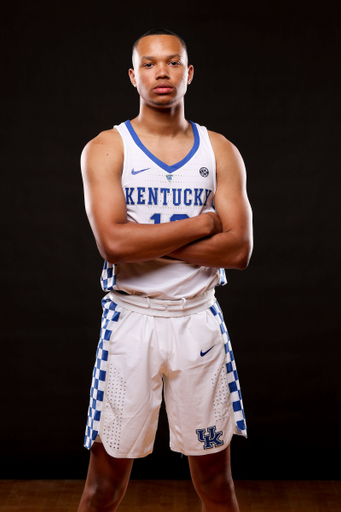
[132,28,188,66]
[129,29,193,109]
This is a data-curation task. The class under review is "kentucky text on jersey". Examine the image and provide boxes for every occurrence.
[125,187,213,206]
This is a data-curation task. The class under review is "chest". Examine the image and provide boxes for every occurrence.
[118,120,216,224]
[122,147,216,224]
[137,135,194,166]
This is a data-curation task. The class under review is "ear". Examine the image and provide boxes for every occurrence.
[187,65,194,85]
[128,68,137,88]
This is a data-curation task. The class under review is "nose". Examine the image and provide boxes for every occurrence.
[155,62,169,79]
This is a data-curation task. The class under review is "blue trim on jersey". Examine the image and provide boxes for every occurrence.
[218,268,227,286]
[125,120,200,174]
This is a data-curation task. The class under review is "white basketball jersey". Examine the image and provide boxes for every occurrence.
[100,120,226,299]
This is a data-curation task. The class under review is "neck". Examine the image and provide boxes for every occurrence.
[133,100,188,136]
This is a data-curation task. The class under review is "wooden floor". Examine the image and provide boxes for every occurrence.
[0,479,340,512]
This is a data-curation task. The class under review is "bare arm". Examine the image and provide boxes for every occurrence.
[167,132,253,269]
[81,129,222,264]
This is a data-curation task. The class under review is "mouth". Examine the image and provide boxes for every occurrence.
[153,83,173,94]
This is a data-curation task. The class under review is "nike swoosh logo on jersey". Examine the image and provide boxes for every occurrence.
[131,167,150,175]
[200,346,215,357]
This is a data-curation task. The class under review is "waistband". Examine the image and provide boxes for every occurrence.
[108,289,216,317]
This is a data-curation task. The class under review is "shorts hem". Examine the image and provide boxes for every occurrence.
[95,435,154,459]
[170,429,235,457]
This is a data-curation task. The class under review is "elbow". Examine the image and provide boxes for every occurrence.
[232,241,253,270]
[235,253,250,270]
[97,239,126,264]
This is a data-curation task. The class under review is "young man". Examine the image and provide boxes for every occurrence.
[78,28,253,512]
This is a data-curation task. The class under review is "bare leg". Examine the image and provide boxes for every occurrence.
[188,445,239,512]
[78,442,133,512]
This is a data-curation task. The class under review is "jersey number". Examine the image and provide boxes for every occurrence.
[150,213,189,224]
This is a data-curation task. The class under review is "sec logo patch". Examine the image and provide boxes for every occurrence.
[199,167,209,177]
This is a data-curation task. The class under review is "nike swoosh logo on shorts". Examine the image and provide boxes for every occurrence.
[200,346,215,357]
[131,167,150,175]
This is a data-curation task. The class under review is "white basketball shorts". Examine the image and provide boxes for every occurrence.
[83,289,247,458]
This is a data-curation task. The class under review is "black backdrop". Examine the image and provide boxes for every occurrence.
[1,0,340,480]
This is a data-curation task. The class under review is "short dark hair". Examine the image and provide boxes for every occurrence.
[132,28,188,64]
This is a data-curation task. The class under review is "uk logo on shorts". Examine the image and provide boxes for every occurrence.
[196,426,224,450]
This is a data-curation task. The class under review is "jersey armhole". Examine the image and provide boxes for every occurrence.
[201,125,217,193]
[113,123,127,179]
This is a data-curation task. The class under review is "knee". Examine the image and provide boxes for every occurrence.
[195,472,237,507]
[84,478,126,510]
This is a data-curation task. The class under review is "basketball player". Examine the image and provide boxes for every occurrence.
[78,29,253,512]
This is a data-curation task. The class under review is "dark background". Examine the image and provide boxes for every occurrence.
[1,0,340,480]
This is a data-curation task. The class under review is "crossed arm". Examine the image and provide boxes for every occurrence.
[81,129,253,270]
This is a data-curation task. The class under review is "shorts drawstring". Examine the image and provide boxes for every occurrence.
[108,289,215,317]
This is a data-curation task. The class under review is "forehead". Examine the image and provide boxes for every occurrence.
[133,35,187,63]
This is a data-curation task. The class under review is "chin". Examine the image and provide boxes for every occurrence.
[150,97,177,107]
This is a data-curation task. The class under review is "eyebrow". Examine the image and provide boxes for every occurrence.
[140,53,183,60]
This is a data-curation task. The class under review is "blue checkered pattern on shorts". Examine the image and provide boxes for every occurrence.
[210,301,247,438]
[84,297,120,450]
[101,260,116,292]
[218,268,227,286]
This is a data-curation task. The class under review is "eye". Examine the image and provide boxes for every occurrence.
[142,62,153,68]
[169,60,180,66]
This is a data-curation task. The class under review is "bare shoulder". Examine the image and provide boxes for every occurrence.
[207,130,244,166]
[207,130,246,183]
[81,128,124,181]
